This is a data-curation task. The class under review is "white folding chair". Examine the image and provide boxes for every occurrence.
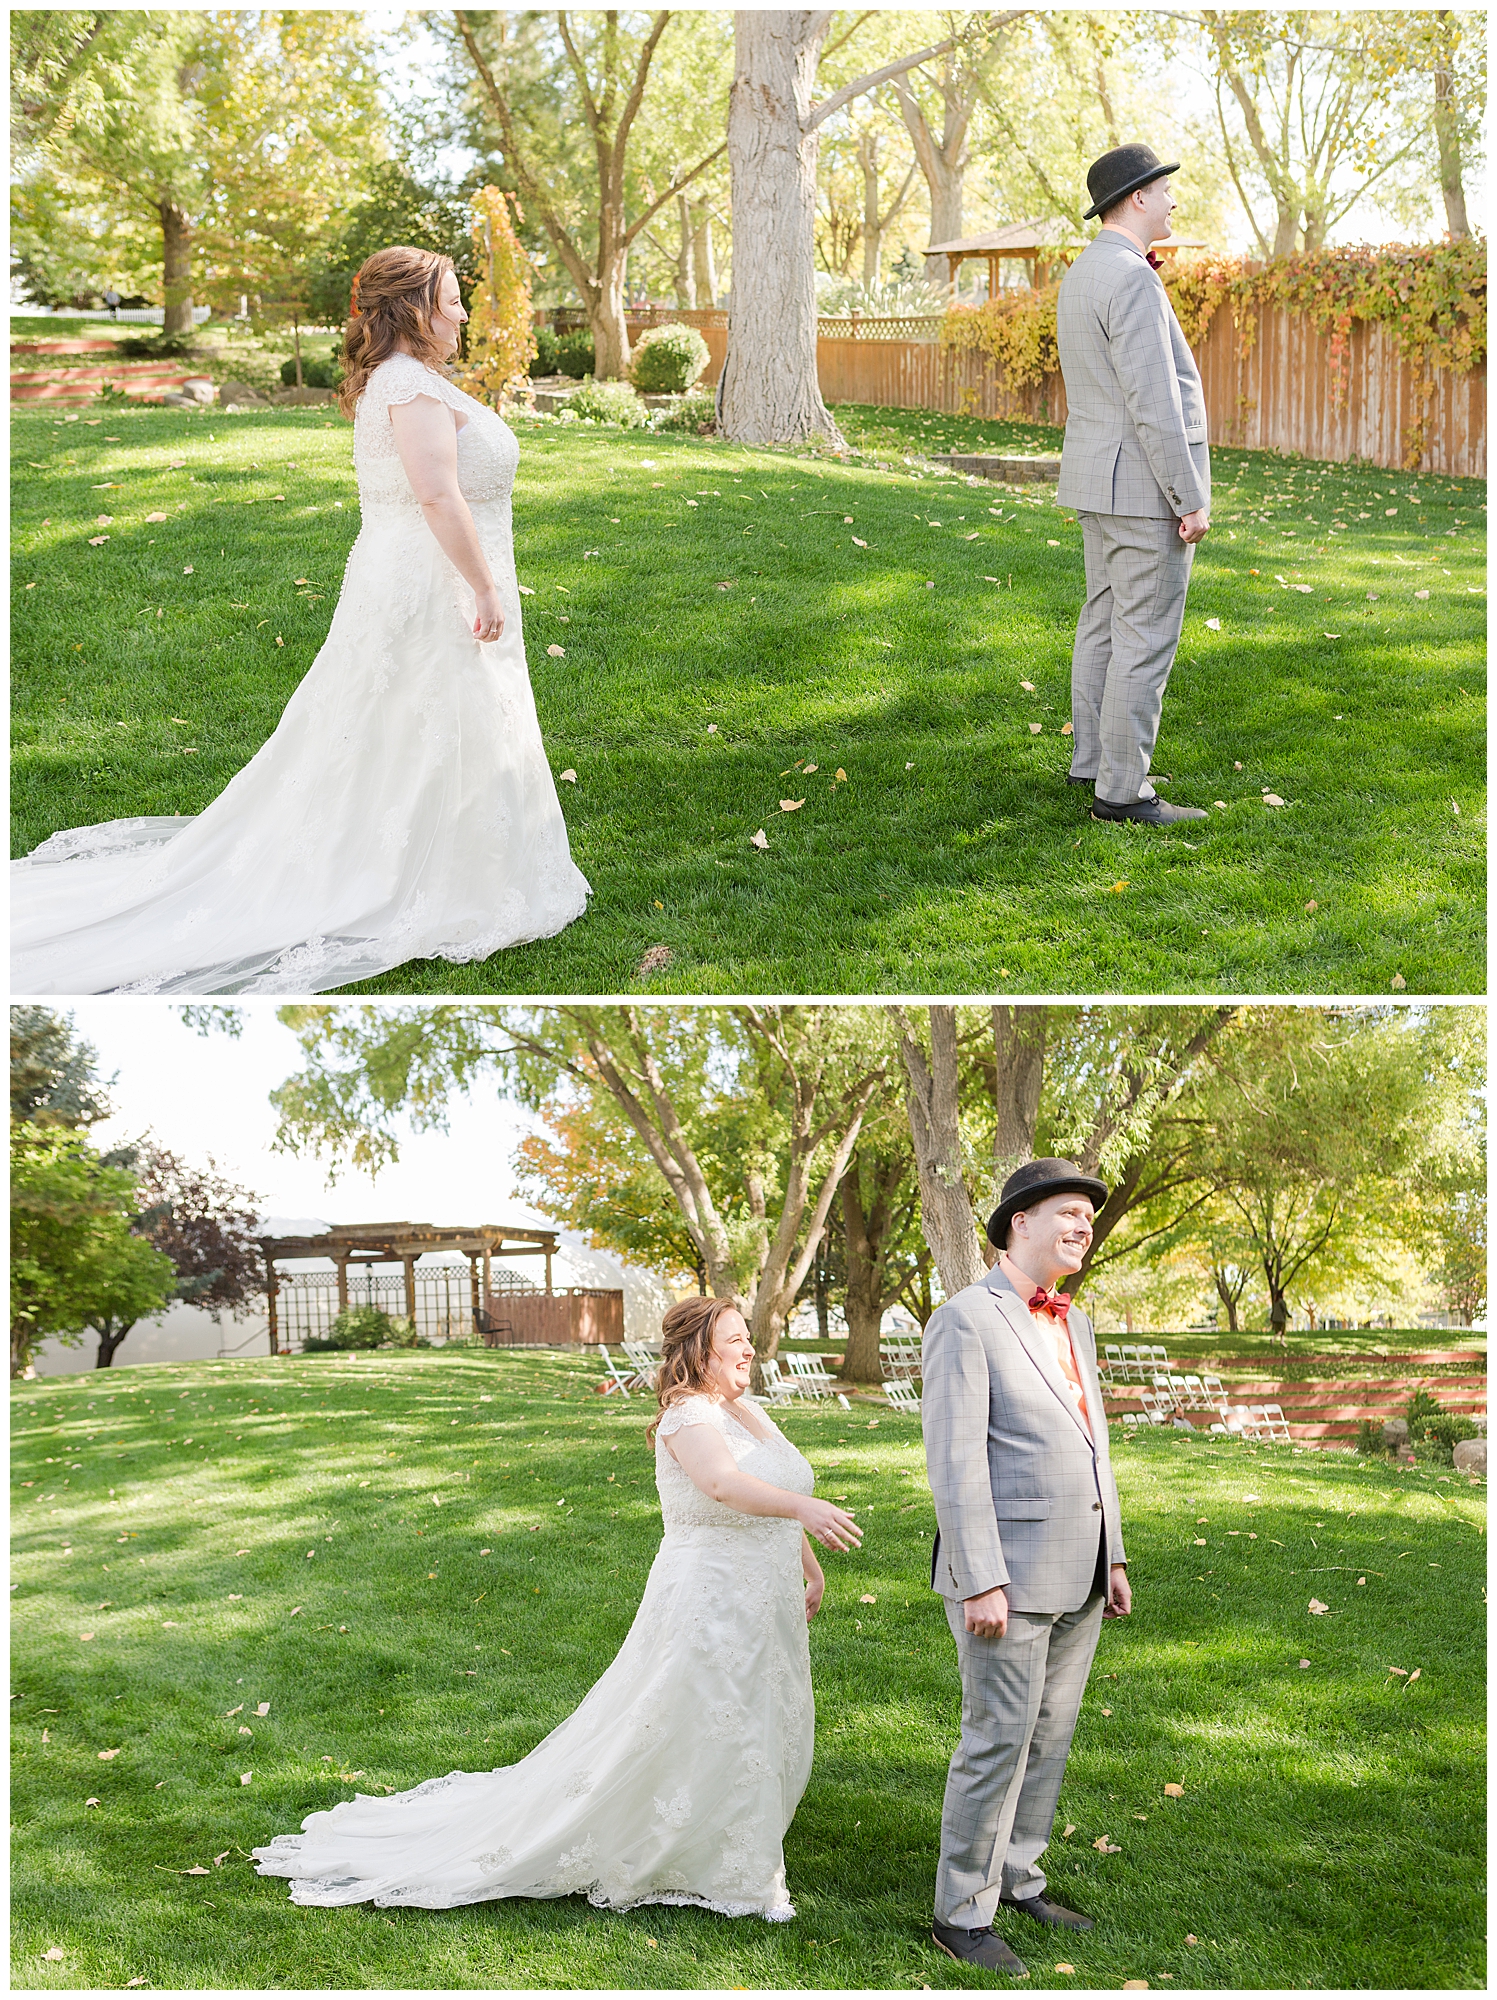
[1260,1402,1292,1443]
[1120,1411,1140,1431]
[1101,1344,1124,1384]
[596,1345,635,1397]
[1148,1344,1170,1370]
[1179,1372,1207,1411]
[883,1378,921,1416]
[785,1352,838,1399]
[1120,1344,1143,1382]
[621,1340,660,1392]
[759,1357,799,1405]
[1201,1372,1229,1412]
[1152,1370,1183,1408]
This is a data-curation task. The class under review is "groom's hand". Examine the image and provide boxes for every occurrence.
[963,1585,1009,1640]
[1177,509,1211,544]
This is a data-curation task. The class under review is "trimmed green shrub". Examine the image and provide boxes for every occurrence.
[302,1305,423,1352]
[629,321,710,394]
[1354,1417,1386,1456]
[568,377,648,427]
[652,387,717,433]
[530,324,559,376]
[280,352,343,388]
[555,328,595,378]
[1414,1412,1480,1464]
[1405,1387,1445,1430]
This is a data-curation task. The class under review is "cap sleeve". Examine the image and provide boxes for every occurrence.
[366,353,464,413]
[656,1394,723,1440]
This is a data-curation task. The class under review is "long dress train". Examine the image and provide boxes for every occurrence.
[11,352,589,994]
[251,1396,815,1918]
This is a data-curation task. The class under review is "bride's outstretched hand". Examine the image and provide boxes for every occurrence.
[473,585,506,643]
[798,1496,862,1552]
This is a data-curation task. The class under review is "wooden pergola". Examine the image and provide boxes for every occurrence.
[257,1220,560,1355]
[928,223,1208,295]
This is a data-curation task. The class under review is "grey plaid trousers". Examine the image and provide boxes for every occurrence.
[1068,511,1195,804]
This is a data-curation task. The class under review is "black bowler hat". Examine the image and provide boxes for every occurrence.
[1082,142,1180,221]
[987,1158,1109,1248]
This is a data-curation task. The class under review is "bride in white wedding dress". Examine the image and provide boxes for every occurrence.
[252,1297,861,1920]
[12,248,589,995]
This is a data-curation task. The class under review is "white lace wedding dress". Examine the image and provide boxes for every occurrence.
[252,1395,816,1918]
[11,352,589,994]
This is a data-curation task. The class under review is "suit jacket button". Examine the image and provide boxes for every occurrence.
[1092,1502,1102,1511]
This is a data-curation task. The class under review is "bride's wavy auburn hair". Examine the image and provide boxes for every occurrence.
[645,1296,743,1446]
[337,246,456,419]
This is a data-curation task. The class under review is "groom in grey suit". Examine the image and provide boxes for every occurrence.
[923,1159,1130,1977]
[1057,143,1212,826]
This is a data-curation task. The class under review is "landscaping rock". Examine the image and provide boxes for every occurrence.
[932,452,1062,482]
[218,379,269,406]
[181,376,215,404]
[1381,1417,1410,1448]
[1452,1438,1486,1476]
[269,385,336,406]
[158,391,198,408]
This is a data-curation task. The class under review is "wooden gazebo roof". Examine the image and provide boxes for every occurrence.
[256,1220,559,1266]
[928,222,1208,291]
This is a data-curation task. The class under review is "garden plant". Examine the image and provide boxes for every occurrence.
[11,1348,1485,1990]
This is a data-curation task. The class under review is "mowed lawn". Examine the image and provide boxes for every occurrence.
[12,1350,1485,1991]
[10,395,1485,995]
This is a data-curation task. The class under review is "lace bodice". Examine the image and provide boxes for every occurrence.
[353,353,519,510]
[655,1395,814,1533]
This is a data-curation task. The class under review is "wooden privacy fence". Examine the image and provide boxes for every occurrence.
[550,302,1482,475]
[815,304,1485,477]
[480,1286,624,1348]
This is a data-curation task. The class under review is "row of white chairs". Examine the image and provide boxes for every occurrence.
[880,1337,922,1383]
[1100,1343,1172,1383]
[761,1353,852,1409]
[1120,1399,1291,1443]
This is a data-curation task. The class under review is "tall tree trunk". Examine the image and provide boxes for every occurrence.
[859,129,882,286]
[675,192,697,307]
[839,1153,895,1382]
[93,1318,137,1368]
[1434,19,1470,238]
[720,11,842,446]
[992,1005,1047,1190]
[591,241,631,378]
[889,1005,986,1300]
[692,212,718,305]
[1213,1267,1241,1333]
[160,199,194,336]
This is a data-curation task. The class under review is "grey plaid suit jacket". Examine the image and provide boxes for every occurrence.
[923,1265,1126,1616]
[1055,230,1210,520]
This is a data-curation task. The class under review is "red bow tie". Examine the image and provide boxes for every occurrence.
[1029,1288,1072,1323]
[1146,249,1162,270]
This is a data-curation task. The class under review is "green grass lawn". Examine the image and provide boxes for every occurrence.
[11,394,1485,994]
[12,1349,1485,1990]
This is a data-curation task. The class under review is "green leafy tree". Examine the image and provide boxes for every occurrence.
[449,10,730,377]
[304,159,478,325]
[87,1144,263,1370]
[11,1006,113,1131]
[11,10,388,334]
[1174,1007,1481,1338]
[267,1003,889,1361]
[10,1124,175,1379]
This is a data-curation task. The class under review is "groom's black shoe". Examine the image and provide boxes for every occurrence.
[931,1922,1029,1976]
[1065,773,1093,787]
[1091,795,1207,825]
[1000,1892,1096,1932]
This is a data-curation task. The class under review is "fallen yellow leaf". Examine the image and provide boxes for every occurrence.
[1109,880,1129,894]
[546,643,566,657]
[780,799,805,812]
[1029,722,1043,735]
[1164,1783,1185,1798]
[750,829,769,849]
